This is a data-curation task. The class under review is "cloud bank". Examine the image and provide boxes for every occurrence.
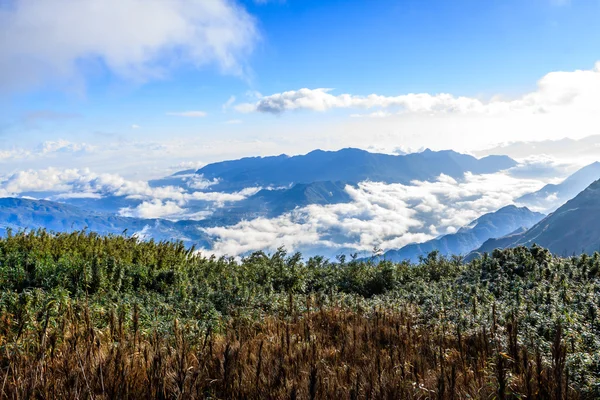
[204,172,544,257]
[0,0,258,92]
[237,63,600,117]
[0,167,259,220]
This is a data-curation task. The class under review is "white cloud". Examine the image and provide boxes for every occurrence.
[237,63,600,117]
[166,111,207,118]
[120,200,185,220]
[446,226,457,234]
[131,124,141,129]
[0,168,84,196]
[0,0,258,92]
[183,174,219,190]
[0,167,259,214]
[203,172,544,257]
[235,88,488,114]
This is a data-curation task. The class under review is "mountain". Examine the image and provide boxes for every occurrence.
[195,148,516,191]
[376,205,544,262]
[0,198,211,248]
[57,195,142,215]
[517,162,600,212]
[183,181,351,227]
[0,182,352,245]
[238,181,351,215]
[470,179,600,258]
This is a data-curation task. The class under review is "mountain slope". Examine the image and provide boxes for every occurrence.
[240,181,351,216]
[517,162,600,212]
[194,181,353,227]
[471,179,600,257]
[195,148,516,191]
[0,198,211,247]
[378,205,544,262]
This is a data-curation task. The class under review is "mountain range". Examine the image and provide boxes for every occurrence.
[470,178,600,258]
[0,197,211,248]
[2,147,600,260]
[57,148,516,222]
[373,205,544,262]
[194,148,516,191]
[516,162,600,212]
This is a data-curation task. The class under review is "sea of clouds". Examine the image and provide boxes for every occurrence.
[0,164,548,258]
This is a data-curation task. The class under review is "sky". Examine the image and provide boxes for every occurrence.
[1,0,600,179]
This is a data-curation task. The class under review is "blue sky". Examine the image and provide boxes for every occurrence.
[247,0,599,94]
[1,0,600,177]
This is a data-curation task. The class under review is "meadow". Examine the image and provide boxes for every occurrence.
[1,230,599,399]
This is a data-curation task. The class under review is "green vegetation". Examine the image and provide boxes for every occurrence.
[1,230,600,398]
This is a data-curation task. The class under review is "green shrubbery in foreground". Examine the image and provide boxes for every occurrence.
[1,230,600,398]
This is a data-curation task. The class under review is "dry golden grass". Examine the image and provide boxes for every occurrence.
[0,301,577,399]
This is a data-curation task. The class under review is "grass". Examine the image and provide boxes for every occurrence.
[1,230,599,398]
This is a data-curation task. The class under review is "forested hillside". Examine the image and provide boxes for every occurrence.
[1,230,599,398]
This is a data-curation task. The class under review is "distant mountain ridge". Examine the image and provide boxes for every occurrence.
[470,178,600,258]
[373,205,544,262]
[200,181,352,227]
[195,148,516,191]
[238,181,351,216]
[0,198,211,248]
[0,182,351,248]
[517,162,600,212]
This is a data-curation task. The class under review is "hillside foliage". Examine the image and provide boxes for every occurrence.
[1,230,600,398]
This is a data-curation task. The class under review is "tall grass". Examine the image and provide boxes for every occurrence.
[1,230,599,398]
[0,300,580,399]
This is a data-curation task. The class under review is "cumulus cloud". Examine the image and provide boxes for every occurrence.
[0,168,85,196]
[0,0,258,92]
[236,63,600,116]
[118,186,261,219]
[120,200,185,220]
[182,174,219,190]
[236,88,486,114]
[203,172,544,257]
